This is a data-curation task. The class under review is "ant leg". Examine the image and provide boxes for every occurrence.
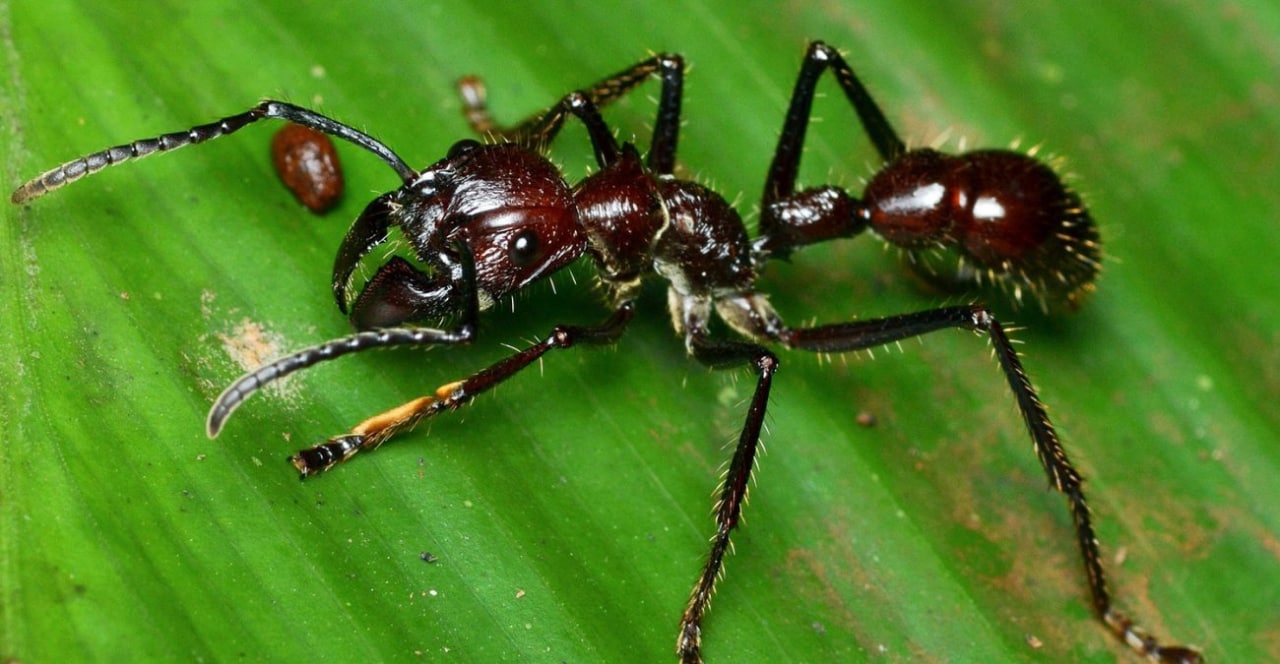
[758,304,1199,662]
[525,92,623,168]
[209,302,635,477]
[675,332,778,664]
[570,53,685,175]
[12,100,413,204]
[455,76,503,137]
[286,301,635,477]
[457,54,685,174]
[754,41,910,259]
[764,40,904,205]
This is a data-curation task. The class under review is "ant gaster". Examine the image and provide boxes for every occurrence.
[12,42,1199,663]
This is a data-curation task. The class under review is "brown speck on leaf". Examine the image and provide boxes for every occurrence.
[272,123,344,213]
[215,318,301,403]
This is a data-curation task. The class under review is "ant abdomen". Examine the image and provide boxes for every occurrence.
[863,148,1100,308]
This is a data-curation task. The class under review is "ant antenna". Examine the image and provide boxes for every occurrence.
[206,325,474,438]
[12,100,416,204]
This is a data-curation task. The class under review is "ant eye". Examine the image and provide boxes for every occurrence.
[447,139,481,159]
[508,229,541,266]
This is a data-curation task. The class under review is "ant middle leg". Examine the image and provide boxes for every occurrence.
[670,296,779,663]
[457,53,685,174]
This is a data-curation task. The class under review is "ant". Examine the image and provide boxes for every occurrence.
[11,41,1200,663]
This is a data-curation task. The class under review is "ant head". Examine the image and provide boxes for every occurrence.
[333,140,587,328]
[861,148,1100,308]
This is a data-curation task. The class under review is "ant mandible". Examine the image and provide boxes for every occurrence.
[11,41,1200,663]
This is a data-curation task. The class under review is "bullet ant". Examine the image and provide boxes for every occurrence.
[12,41,1199,663]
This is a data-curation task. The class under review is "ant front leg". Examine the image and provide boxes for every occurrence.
[287,302,635,476]
[457,53,685,174]
[208,303,635,477]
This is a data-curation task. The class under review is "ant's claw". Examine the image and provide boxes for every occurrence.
[289,434,364,477]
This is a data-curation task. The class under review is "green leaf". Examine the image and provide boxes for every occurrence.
[4,3,1276,662]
